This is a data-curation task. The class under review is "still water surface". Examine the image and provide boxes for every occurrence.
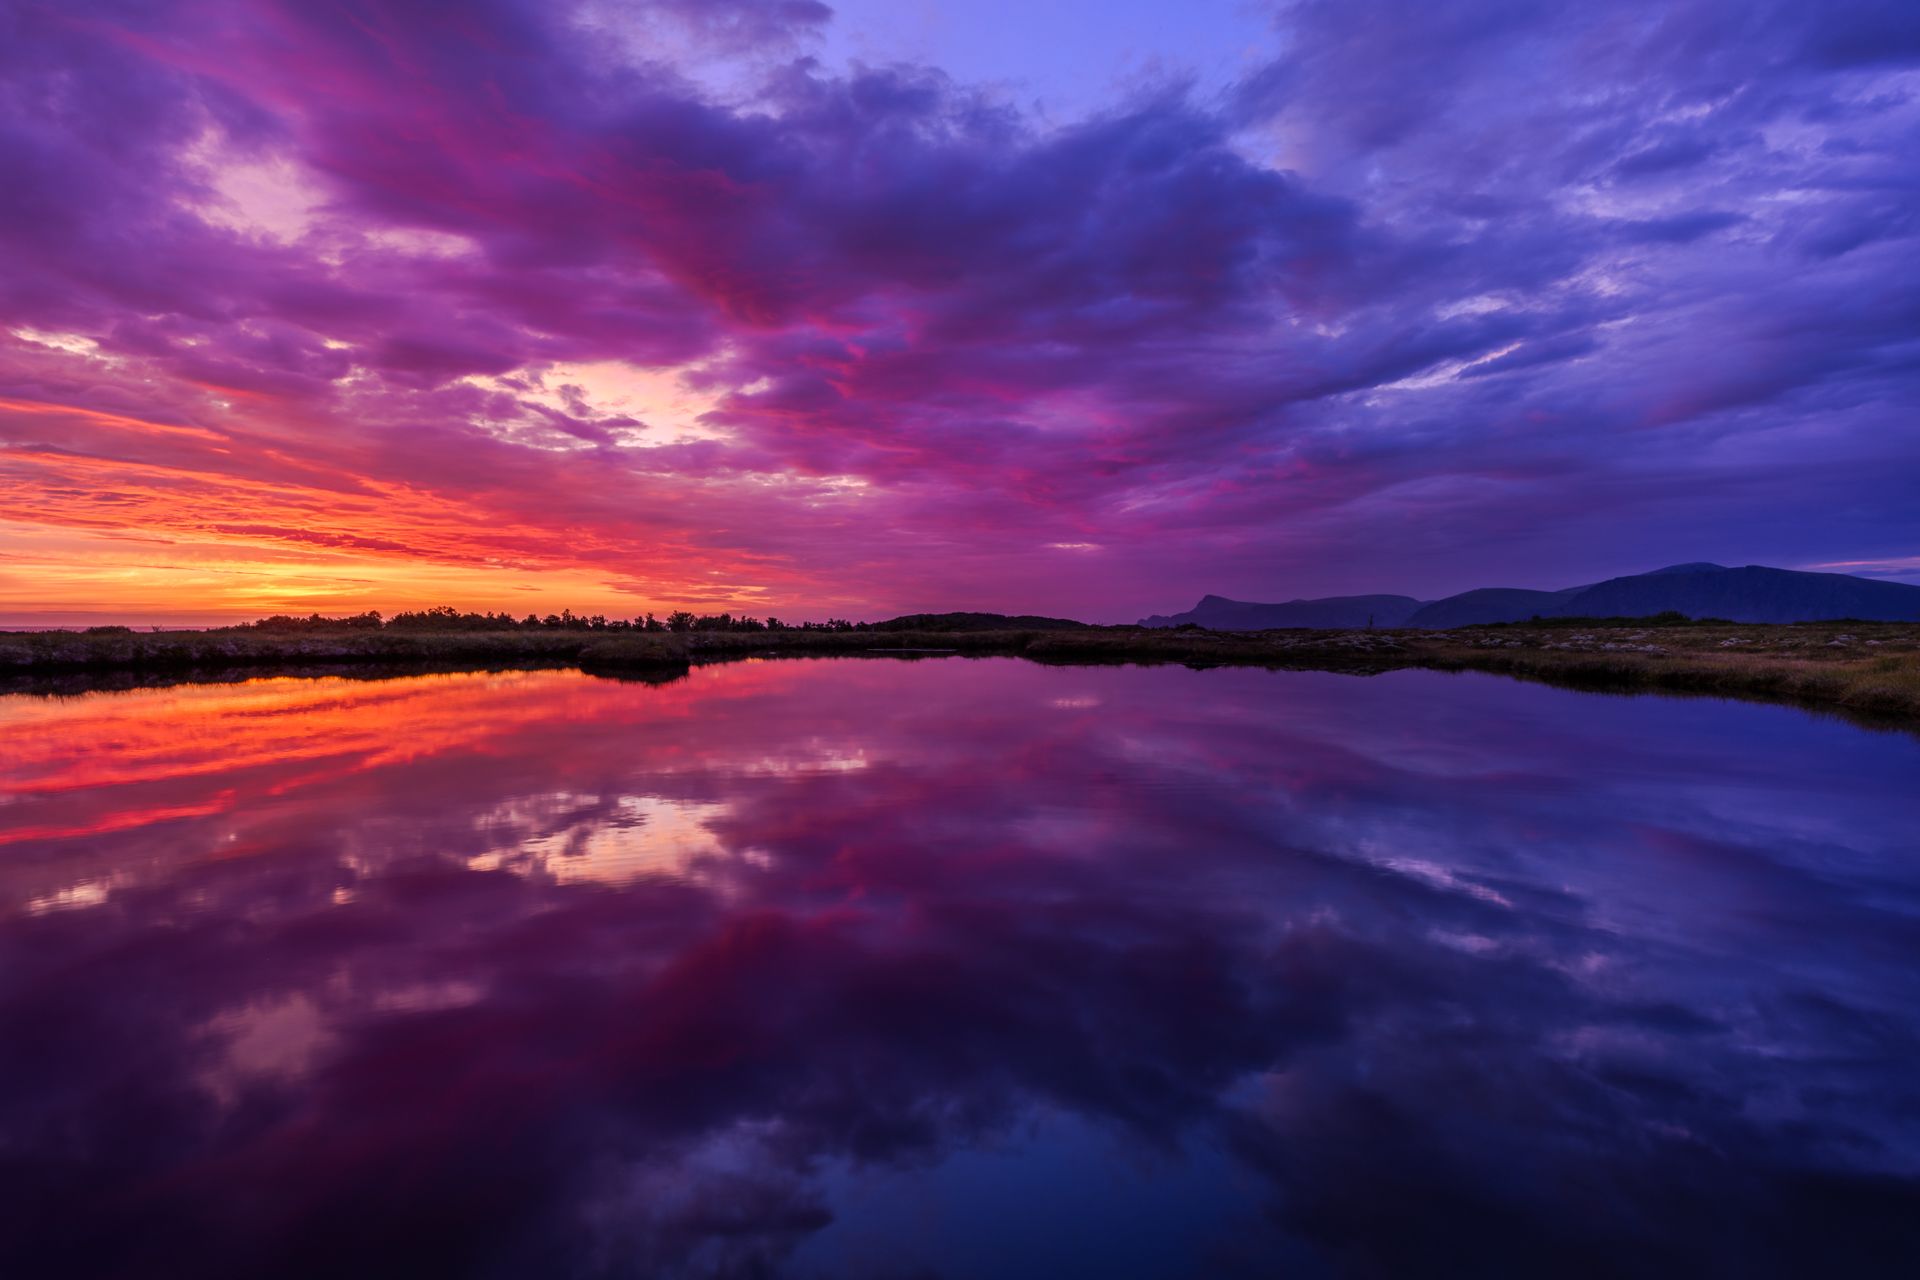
[3,658,1919,1277]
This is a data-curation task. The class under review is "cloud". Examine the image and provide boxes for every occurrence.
[1,0,1917,619]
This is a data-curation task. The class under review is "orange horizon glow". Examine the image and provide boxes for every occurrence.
[0,371,822,626]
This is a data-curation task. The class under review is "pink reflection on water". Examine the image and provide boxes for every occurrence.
[2,659,1919,1277]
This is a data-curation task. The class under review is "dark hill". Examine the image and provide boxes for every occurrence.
[872,611,1088,632]
[1141,593,1426,630]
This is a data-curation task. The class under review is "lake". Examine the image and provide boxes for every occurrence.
[3,658,1918,1277]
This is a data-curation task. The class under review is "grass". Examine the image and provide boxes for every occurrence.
[4,619,1918,726]
[1387,621,1920,723]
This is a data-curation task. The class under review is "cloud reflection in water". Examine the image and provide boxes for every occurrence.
[2,659,1918,1277]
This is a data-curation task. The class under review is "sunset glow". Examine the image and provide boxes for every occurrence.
[4,0,1918,624]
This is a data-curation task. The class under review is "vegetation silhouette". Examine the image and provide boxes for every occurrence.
[230,606,1067,636]
[232,606,855,634]
[4,610,1918,726]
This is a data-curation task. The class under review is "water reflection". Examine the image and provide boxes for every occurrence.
[2,659,1918,1277]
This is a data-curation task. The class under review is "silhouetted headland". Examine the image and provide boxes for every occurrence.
[1142,562,1920,629]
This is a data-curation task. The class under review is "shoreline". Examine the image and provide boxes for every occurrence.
[3,621,1916,727]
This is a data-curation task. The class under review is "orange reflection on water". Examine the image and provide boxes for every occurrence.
[0,662,831,908]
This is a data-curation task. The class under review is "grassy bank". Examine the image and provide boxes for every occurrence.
[1403,623,1920,722]
[3,620,1917,724]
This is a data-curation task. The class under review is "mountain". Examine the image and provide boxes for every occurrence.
[1140,564,1920,630]
[1140,594,1427,630]
[1404,586,1587,629]
[1552,565,1920,624]
[1646,561,1728,575]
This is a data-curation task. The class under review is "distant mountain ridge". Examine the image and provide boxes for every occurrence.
[1139,594,1425,630]
[1139,564,1920,629]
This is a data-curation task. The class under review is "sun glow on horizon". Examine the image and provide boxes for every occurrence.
[0,517,660,626]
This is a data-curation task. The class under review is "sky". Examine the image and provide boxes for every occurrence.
[1,0,1917,625]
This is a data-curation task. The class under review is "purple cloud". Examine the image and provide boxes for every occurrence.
[0,0,1916,622]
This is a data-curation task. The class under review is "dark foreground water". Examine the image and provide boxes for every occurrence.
[3,659,1919,1278]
